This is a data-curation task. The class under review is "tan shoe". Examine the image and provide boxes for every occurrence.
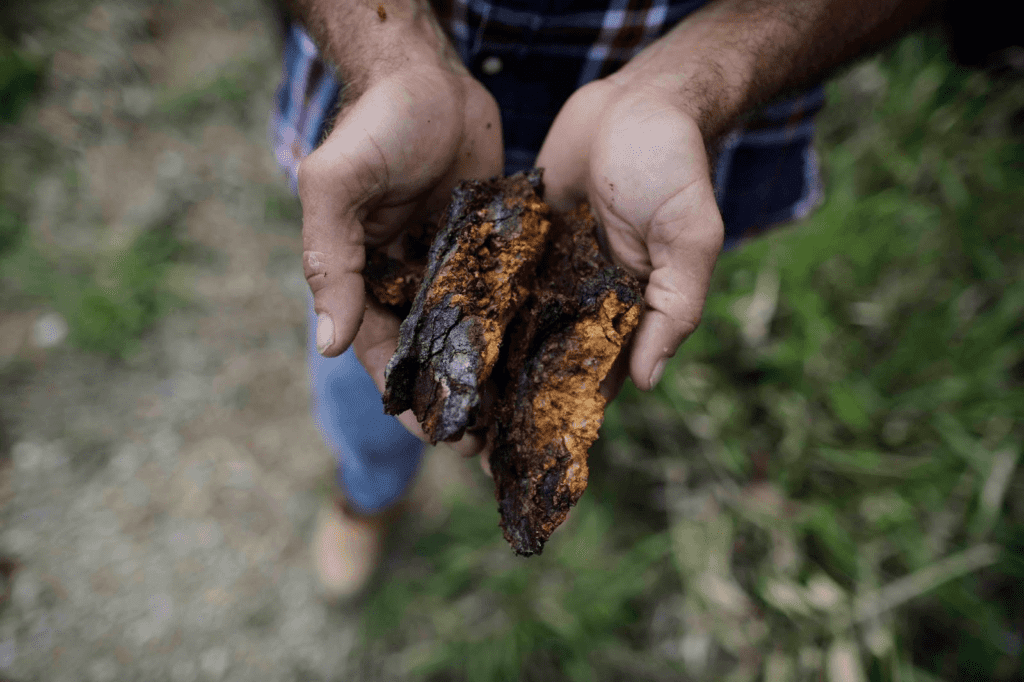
[311,495,395,600]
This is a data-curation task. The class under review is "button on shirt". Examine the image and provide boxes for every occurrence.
[272,0,825,249]
[480,55,504,75]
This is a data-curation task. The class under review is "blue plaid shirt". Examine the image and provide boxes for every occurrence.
[271,0,824,249]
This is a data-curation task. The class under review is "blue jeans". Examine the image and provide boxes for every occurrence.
[306,303,425,514]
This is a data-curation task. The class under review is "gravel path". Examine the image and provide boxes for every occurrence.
[0,2,454,679]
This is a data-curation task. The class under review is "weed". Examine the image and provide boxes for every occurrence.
[0,35,43,124]
[1,219,190,359]
[358,29,1024,682]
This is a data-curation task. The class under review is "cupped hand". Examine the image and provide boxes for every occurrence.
[298,66,503,455]
[535,79,724,397]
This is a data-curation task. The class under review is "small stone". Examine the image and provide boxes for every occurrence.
[148,592,174,628]
[31,312,69,348]
[157,150,186,181]
[2,528,36,555]
[12,570,40,610]
[110,444,142,482]
[805,573,845,611]
[88,658,118,682]
[122,478,150,507]
[193,520,223,550]
[680,632,711,674]
[225,458,256,490]
[70,89,98,116]
[13,441,50,474]
[127,618,158,647]
[122,87,153,117]
[200,646,230,680]
[29,614,52,651]
[151,429,183,471]
[0,637,14,668]
[166,519,223,556]
[171,659,198,682]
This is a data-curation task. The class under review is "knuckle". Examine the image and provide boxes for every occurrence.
[302,250,330,292]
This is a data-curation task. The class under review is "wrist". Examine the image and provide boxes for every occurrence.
[292,0,467,99]
[603,19,756,143]
[361,10,468,81]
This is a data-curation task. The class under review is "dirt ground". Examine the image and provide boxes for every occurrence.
[0,1,463,679]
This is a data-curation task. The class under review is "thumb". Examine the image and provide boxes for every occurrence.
[629,178,723,391]
[297,130,382,358]
[535,81,618,212]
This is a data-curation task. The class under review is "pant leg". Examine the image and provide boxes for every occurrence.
[306,302,425,514]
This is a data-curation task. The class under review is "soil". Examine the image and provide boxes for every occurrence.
[0,1,466,680]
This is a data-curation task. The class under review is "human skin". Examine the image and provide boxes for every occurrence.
[289,0,936,449]
[535,0,938,396]
[288,0,503,454]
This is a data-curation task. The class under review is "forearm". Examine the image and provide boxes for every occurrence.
[285,0,465,98]
[606,0,938,139]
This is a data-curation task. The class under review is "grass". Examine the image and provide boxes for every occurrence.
[1,6,1020,678]
[0,34,43,125]
[0,1,232,360]
[0,217,190,358]
[357,29,1024,682]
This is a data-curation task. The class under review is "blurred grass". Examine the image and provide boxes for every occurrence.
[0,2,232,359]
[359,29,1024,682]
[0,37,39,259]
[0,219,189,358]
[0,34,43,125]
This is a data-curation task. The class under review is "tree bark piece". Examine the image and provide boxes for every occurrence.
[381,170,551,443]
[367,173,643,555]
[489,203,643,556]
[363,218,435,308]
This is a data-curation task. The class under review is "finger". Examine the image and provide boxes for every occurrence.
[629,178,723,391]
[350,298,427,440]
[535,129,588,213]
[298,139,378,358]
[352,297,487,455]
[448,431,486,458]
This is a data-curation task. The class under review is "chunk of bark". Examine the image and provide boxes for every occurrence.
[382,170,551,443]
[364,219,436,308]
[489,204,643,556]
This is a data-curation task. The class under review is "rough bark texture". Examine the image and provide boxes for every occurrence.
[363,219,436,308]
[489,203,643,556]
[365,172,642,555]
[380,170,551,443]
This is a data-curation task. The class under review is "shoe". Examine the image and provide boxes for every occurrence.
[311,494,394,600]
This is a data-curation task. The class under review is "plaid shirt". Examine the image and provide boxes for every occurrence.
[272,0,824,248]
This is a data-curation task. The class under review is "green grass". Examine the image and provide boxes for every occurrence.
[0,10,202,360]
[358,30,1024,682]
[155,58,272,126]
[0,218,190,358]
[0,35,43,124]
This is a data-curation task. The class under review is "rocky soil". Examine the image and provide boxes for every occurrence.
[0,1,465,679]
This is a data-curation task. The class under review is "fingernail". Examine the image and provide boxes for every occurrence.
[648,357,667,389]
[316,313,334,354]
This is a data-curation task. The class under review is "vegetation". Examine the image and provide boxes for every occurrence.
[2,5,1021,678]
[1,7,196,359]
[358,30,1024,682]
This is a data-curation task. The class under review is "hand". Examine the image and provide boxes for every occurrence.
[535,79,724,397]
[298,65,503,455]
